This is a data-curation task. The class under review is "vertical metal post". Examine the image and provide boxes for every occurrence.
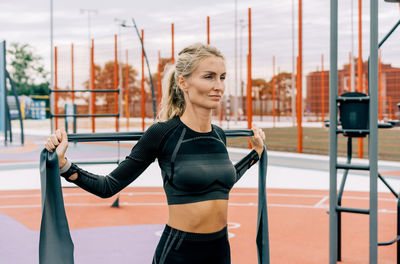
[91,39,95,133]
[50,0,54,133]
[351,0,355,92]
[397,197,400,264]
[357,0,364,159]
[207,16,210,44]
[291,0,296,127]
[54,46,58,130]
[378,52,383,121]
[0,41,6,142]
[141,29,145,131]
[157,51,162,108]
[171,24,175,64]
[272,56,276,127]
[349,52,352,92]
[125,49,129,130]
[234,0,238,122]
[321,54,325,124]
[114,34,119,132]
[369,0,379,262]
[329,0,338,263]
[297,0,303,153]
[247,8,252,130]
[71,43,75,104]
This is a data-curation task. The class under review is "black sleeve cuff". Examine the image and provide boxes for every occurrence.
[60,162,80,182]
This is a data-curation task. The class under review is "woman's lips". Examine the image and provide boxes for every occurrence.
[209,95,221,100]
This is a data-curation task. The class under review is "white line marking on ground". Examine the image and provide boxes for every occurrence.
[314,196,329,208]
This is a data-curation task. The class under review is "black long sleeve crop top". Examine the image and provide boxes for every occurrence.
[60,116,260,205]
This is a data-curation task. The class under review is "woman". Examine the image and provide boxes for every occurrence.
[44,43,265,264]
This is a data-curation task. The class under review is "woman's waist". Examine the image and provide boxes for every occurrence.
[167,199,228,233]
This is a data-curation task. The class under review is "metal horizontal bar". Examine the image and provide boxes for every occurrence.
[378,236,400,246]
[74,161,120,165]
[336,163,370,170]
[336,129,370,134]
[337,96,370,102]
[68,132,143,142]
[225,130,254,138]
[50,89,119,93]
[377,123,393,129]
[67,129,254,143]
[336,206,369,214]
[51,114,119,118]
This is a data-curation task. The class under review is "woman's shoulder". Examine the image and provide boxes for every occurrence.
[211,123,225,134]
[144,116,180,138]
[211,123,226,143]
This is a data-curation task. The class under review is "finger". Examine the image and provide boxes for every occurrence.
[47,138,56,149]
[45,142,53,152]
[61,128,68,142]
[55,129,62,141]
[50,134,60,146]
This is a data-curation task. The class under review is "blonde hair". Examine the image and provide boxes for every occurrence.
[158,43,225,121]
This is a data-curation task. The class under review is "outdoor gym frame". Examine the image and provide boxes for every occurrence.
[329,0,400,263]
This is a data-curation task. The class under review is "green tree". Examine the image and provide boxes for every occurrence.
[6,42,49,95]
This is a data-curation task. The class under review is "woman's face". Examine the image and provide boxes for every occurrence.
[180,56,226,110]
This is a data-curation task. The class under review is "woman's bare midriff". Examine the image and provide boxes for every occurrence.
[167,199,228,233]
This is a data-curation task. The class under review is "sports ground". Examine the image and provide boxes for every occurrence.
[1,119,400,263]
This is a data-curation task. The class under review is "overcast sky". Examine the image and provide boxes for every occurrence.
[1,0,400,94]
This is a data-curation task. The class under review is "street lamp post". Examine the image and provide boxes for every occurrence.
[115,18,126,122]
[50,0,54,132]
[80,8,97,122]
[239,19,247,119]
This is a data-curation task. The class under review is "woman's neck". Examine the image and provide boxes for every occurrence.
[180,106,212,133]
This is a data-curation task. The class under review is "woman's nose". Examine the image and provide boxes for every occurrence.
[214,79,225,92]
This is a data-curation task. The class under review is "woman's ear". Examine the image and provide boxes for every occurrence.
[177,76,188,92]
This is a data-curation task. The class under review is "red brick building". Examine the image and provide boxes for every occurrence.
[306,60,400,120]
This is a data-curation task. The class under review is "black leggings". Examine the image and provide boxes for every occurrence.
[152,225,231,264]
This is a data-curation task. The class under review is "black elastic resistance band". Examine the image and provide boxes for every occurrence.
[39,150,74,264]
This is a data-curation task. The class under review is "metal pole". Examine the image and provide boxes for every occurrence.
[125,50,129,130]
[247,8,252,130]
[321,54,325,124]
[329,0,339,262]
[298,0,303,153]
[80,9,97,127]
[240,20,245,119]
[207,16,210,44]
[114,34,119,132]
[71,43,75,105]
[141,29,145,131]
[358,0,364,158]
[272,56,276,127]
[234,0,238,122]
[291,0,296,126]
[351,0,355,92]
[0,41,6,143]
[91,39,95,133]
[50,0,54,133]
[54,46,58,130]
[379,52,383,121]
[171,23,175,64]
[118,27,123,129]
[369,0,379,262]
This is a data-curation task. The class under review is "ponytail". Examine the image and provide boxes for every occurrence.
[158,66,186,121]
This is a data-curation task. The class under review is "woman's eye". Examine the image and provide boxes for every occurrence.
[204,75,213,79]
[220,76,226,80]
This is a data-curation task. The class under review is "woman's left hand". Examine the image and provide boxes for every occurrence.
[250,124,266,158]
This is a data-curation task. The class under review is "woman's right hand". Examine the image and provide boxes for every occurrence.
[44,128,69,168]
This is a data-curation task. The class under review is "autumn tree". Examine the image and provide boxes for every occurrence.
[83,61,140,115]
